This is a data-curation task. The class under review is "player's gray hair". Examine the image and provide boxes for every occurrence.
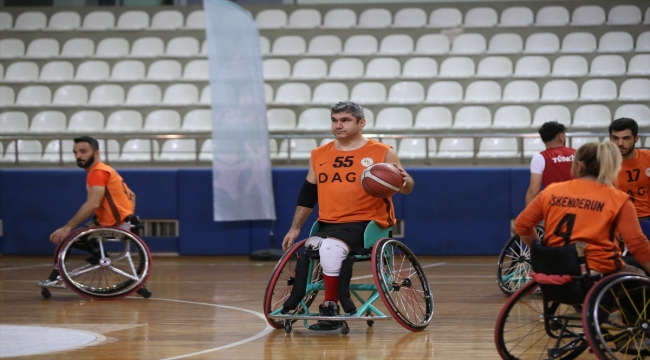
[331,101,365,123]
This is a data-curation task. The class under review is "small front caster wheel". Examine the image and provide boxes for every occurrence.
[340,321,350,335]
[41,288,51,299]
[137,287,152,299]
[284,321,292,334]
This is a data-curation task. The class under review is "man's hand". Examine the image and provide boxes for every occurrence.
[391,163,409,188]
[50,226,72,244]
[282,229,300,251]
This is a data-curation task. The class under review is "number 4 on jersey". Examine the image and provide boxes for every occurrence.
[553,213,576,245]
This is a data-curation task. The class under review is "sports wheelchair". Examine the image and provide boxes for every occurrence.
[39,216,152,300]
[496,225,545,295]
[264,221,434,334]
[494,240,650,360]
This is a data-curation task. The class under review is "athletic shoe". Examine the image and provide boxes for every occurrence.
[317,301,340,327]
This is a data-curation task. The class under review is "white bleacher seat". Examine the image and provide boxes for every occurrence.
[167,36,200,57]
[524,33,559,53]
[439,57,475,77]
[182,109,211,132]
[358,8,391,28]
[67,111,104,132]
[379,138,398,150]
[14,11,46,30]
[52,85,88,105]
[322,9,356,28]
[0,112,28,132]
[76,61,109,81]
[637,31,650,52]
[29,111,66,132]
[343,35,378,55]
[329,58,363,79]
[615,104,650,127]
[465,81,501,103]
[25,38,59,58]
[374,107,413,130]
[117,10,149,30]
[464,7,498,27]
[388,81,424,103]
[119,139,159,161]
[82,11,115,30]
[163,84,198,105]
[379,34,414,55]
[552,55,588,76]
[573,105,611,128]
[185,10,205,29]
[571,5,605,26]
[264,83,273,103]
[40,61,74,81]
[426,81,463,104]
[147,60,182,80]
[297,108,330,130]
[477,56,512,77]
[16,85,51,106]
[0,12,12,30]
[267,108,296,131]
[451,33,486,54]
[275,83,311,104]
[0,63,3,79]
[292,59,327,80]
[4,62,39,82]
[126,84,161,105]
[499,7,533,27]
[41,139,74,163]
[131,37,164,57]
[287,9,321,28]
[598,32,634,53]
[541,80,578,102]
[88,84,124,105]
[477,138,519,158]
[199,139,213,161]
[437,138,474,158]
[95,38,129,58]
[61,38,94,58]
[561,32,596,53]
[428,8,462,28]
[398,138,432,159]
[402,57,437,78]
[492,106,531,128]
[263,59,290,80]
[312,82,348,104]
[105,110,142,132]
[453,106,492,129]
[260,36,270,55]
[414,34,449,54]
[201,40,207,56]
[487,33,523,54]
[143,110,181,132]
[158,139,196,161]
[366,58,400,78]
[571,137,599,149]
[363,109,375,129]
[514,56,551,77]
[112,60,146,80]
[628,54,650,75]
[607,5,642,25]
[0,86,15,106]
[646,138,650,147]
[393,8,427,28]
[350,82,386,104]
[272,36,306,55]
[277,138,318,160]
[590,55,626,76]
[619,79,650,101]
[150,10,183,30]
[645,8,650,25]
[256,9,286,29]
[532,105,572,127]
[307,35,342,55]
[4,140,43,162]
[0,39,25,58]
[580,79,617,101]
[523,137,545,157]
[502,80,540,102]
[414,107,452,129]
[48,11,81,30]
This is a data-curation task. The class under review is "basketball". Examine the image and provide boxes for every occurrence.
[361,163,403,198]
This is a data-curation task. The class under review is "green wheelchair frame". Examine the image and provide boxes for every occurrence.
[263,221,434,334]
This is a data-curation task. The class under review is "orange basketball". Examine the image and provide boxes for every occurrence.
[360,163,403,198]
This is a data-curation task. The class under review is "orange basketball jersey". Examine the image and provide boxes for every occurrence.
[617,148,650,217]
[539,179,630,273]
[88,162,134,226]
[311,139,395,228]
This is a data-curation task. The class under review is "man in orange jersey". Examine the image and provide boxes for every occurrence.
[39,136,136,286]
[609,118,650,238]
[280,101,414,326]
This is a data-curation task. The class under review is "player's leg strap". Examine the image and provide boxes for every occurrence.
[338,255,357,314]
[281,256,310,313]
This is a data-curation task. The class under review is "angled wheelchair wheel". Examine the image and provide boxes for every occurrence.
[57,227,152,300]
[372,238,433,332]
[263,240,322,329]
[582,273,650,360]
[496,225,544,296]
[495,280,588,360]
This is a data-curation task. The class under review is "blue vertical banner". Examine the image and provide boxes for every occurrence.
[204,0,277,221]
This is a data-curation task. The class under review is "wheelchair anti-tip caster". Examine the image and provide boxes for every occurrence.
[41,288,51,299]
[340,321,350,335]
[137,286,152,299]
[284,321,292,334]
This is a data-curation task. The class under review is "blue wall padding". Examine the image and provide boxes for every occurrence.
[509,168,531,219]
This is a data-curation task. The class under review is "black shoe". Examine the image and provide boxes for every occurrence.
[317,301,340,328]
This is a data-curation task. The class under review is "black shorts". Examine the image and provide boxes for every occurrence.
[313,221,370,255]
